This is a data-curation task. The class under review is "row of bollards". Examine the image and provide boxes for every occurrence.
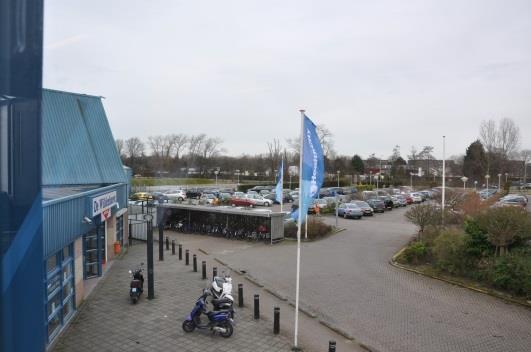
[167,237,337,350]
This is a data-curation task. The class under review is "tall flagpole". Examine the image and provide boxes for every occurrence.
[442,136,446,223]
[294,109,305,349]
[280,159,284,213]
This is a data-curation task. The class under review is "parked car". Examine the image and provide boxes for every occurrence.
[337,203,363,219]
[151,191,169,202]
[409,193,423,203]
[366,198,385,213]
[218,192,232,202]
[200,193,218,205]
[378,196,394,210]
[230,196,255,207]
[163,190,186,201]
[249,185,274,193]
[391,195,407,207]
[403,194,413,205]
[353,201,374,216]
[246,194,273,207]
[495,194,528,208]
[185,189,202,199]
[233,191,245,198]
[130,192,153,201]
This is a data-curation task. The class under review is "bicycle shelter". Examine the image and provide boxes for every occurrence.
[157,204,285,244]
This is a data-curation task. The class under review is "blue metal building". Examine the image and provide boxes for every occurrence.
[41,89,129,347]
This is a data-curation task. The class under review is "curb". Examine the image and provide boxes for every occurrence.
[389,249,531,309]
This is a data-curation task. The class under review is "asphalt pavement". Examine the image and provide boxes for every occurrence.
[170,206,531,352]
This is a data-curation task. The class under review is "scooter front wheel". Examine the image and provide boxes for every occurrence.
[182,320,195,333]
[219,321,233,338]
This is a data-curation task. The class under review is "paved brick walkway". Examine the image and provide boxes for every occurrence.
[51,243,291,352]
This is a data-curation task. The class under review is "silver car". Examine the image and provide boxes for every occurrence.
[337,203,363,219]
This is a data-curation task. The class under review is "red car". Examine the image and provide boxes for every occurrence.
[230,197,255,207]
[404,194,413,204]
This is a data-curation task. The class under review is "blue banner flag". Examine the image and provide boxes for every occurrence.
[275,159,284,204]
[298,115,324,223]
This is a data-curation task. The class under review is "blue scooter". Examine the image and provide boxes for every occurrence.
[182,289,234,338]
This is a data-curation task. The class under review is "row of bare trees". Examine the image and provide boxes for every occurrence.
[116,134,224,175]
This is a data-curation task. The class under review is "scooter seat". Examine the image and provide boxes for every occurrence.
[212,297,232,306]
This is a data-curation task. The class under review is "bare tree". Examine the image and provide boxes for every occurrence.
[187,134,206,159]
[479,118,520,173]
[316,124,335,158]
[200,137,224,159]
[497,118,520,158]
[147,135,164,158]
[389,145,401,162]
[115,139,124,157]
[125,137,145,160]
[267,139,283,173]
[285,123,335,158]
[169,133,189,160]
[479,120,498,155]
[407,146,419,161]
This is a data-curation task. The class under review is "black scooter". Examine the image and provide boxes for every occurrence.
[129,263,144,304]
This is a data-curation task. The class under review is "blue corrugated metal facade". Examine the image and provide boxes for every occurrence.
[43,183,127,257]
[41,89,128,257]
[42,89,127,186]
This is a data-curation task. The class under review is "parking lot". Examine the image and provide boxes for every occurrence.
[167,206,531,352]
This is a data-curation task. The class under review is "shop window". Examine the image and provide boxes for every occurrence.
[47,314,61,340]
[116,215,124,246]
[46,254,58,274]
[83,229,101,279]
[44,243,76,344]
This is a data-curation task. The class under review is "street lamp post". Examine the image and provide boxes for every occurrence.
[369,171,372,185]
[485,174,490,190]
[474,180,478,191]
[214,170,219,186]
[410,172,413,189]
[505,172,509,183]
[337,170,340,188]
[461,176,468,190]
[376,173,379,190]
[497,173,501,190]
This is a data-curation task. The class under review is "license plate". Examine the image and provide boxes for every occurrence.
[132,288,137,292]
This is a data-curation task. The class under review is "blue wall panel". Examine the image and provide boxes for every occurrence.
[43,183,127,258]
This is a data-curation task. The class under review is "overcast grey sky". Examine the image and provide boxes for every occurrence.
[43,0,531,160]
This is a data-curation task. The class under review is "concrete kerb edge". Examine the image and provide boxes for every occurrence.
[389,247,531,309]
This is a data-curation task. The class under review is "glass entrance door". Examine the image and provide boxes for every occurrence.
[83,229,100,279]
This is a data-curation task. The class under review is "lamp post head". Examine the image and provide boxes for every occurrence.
[485,174,490,179]
[497,173,501,177]
[461,176,468,183]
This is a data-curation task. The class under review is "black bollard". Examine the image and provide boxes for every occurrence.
[238,284,243,307]
[328,341,336,352]
[185,249,189,265]
[128,223,133,246]
[146,219,155,299]
[158,226,164,261]
[171,240,175,255]
[253,294,260,319]
[193,255,197,272]
[273,307,280,334]
[213,267,217,279]
[202,261,207,280]
[165,236,169,250]
[178,244,182,260]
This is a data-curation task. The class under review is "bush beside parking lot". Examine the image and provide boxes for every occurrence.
[284,218,333,240]
[399,205,531,300]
